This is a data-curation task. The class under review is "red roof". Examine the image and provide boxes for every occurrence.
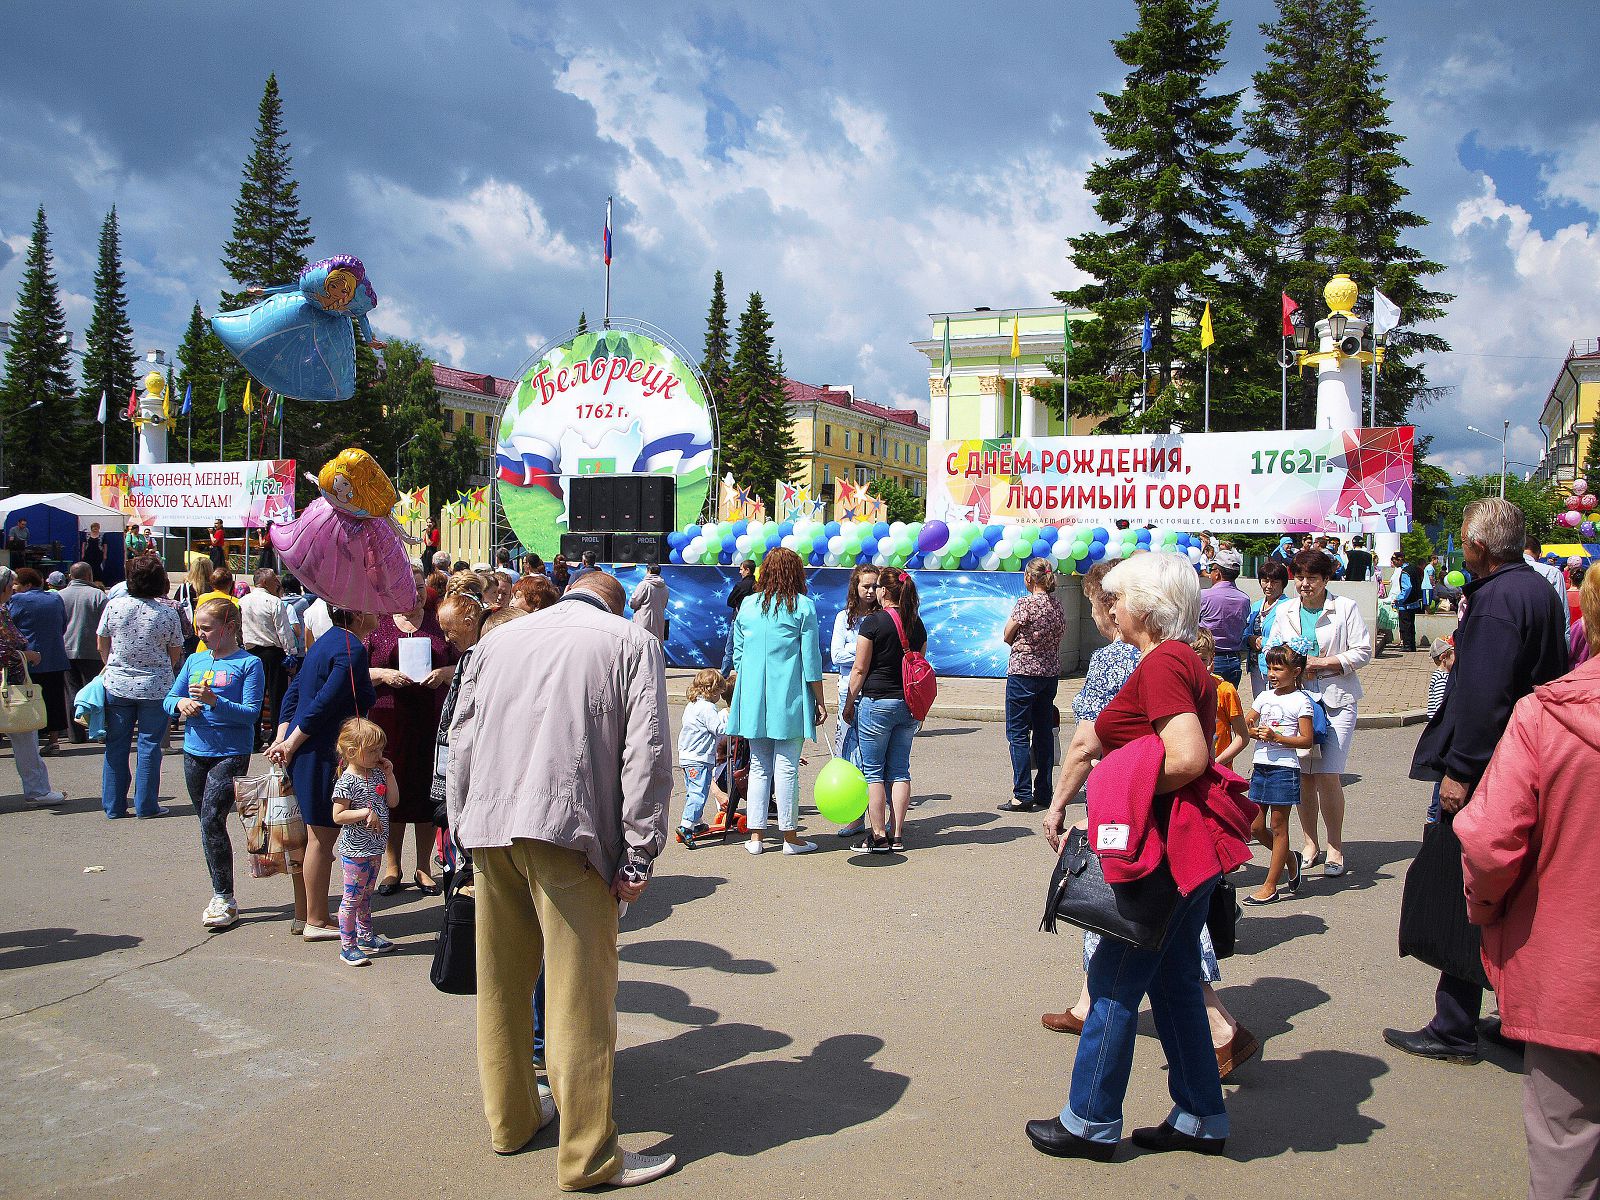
[432,364,516,399]
[783,378,927,432]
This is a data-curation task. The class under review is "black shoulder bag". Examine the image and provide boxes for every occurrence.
[429,859,477,995]
[1040,827,1180,952]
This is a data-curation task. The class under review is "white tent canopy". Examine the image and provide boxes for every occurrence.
[0,493,127,533]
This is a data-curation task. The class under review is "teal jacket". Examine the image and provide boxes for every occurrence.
[728,592,823,742]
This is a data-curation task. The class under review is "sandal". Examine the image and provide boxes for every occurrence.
[413,871,442,896]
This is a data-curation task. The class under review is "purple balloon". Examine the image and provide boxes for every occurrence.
[916,519,950,554]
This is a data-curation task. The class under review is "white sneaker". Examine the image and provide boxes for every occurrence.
[745,840,764,855]
[202,896,238,930]
[782,839,818,855]
[607,1150,677,1188]
[537,1083,557,1131]
[25,790,65,807]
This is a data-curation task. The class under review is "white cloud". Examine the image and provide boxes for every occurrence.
[374,298,468,367]
[351,175,582,273]
[549,34,1093,419]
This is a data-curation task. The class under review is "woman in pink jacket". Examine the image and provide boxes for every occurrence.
[1458,565,1600,1200]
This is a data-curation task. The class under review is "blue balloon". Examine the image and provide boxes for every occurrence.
[961,552,980,570]
[766,532,782,548]
[873,522,890,539]
[666,532,686,549]
[669,549,683,563]
[984,524,1004,539]
[824,522,841,538]
[1039,527,1059,544]
[718,549,734,565]
[209,254,377,402]
[1092,527,1109,543]
[1136,530,1151,543]
[778,521,795,537]
[1088,542,1105,561]
[732,519,749,537]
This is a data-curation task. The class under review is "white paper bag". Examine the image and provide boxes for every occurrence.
[398,636,433,682]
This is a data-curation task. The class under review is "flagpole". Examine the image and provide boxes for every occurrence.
[603,196,613,330]
[1204,349,1211,433]
[1280,340,1288,431]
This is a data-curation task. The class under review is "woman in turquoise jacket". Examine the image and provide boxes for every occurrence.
[728,547,827,856]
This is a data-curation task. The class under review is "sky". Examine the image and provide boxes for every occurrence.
[3,1,1599,481]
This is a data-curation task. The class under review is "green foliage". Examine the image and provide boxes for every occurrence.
[576,311,588,334]
[1438,475,1564,548]
[867,477,921,524]
[176,303,230,462]
[1238,0,1451,428]
[1399,529,1434,565]
[0,208,80,492]
[1408,434,1454,533]
[80,207,138,466]
[220,73,313,308]
[700,270,730,408]
[723,291,798,497]
[1581,427,1600,499]
[1054,0,1252,433]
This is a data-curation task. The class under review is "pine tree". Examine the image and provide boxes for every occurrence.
[1053,0,1254,433]
[1241,0,1450,428]
[700,271,731,409]
[725,292,798,496]
[79,207,138,466]
[220,73,314,308]
[576,311,588,334]
[176,303,228,463]
[1580,424,1600,499]
[0,207,79,492]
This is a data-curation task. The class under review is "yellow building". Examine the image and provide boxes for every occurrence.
[1535,340,1600,484]
[433,364,514,487]
[783,379,929,513]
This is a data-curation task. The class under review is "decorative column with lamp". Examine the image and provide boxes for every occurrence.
[1465,420,1510,500]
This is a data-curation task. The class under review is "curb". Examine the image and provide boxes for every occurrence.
[1355,708,1429,730]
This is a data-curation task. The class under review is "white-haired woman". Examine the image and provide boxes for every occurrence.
[1267,547,1371,879]
[1029,551,1248,1162]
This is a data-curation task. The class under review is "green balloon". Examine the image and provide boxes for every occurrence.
[1073,541,1089,559]
[1445,570,1466,588]
[814,757,869,824]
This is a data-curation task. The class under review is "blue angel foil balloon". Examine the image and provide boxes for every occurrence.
[209,255,378,401]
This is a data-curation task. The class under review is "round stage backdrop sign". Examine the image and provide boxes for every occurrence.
[496,329,714,558]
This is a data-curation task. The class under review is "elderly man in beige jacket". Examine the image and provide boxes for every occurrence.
[447,570,674,1189]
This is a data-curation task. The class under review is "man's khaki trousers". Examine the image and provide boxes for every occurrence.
[474,840,622,1190]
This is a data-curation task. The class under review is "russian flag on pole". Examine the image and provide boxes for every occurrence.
[603,203,612,266]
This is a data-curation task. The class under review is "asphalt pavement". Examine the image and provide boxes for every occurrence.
[0,719,1526,1199]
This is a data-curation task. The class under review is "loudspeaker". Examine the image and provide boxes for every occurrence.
[567,477,604,533]
[560,532,609,562]
[613,475,643,530]
[610,533,665,564]
[639,474,674,533]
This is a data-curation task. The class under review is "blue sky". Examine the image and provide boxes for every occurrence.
[3,1,1598,480]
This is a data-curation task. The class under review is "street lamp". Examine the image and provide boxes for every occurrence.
[1467,420,1510,499]
[0,400,45,495]
[395,433,420,483]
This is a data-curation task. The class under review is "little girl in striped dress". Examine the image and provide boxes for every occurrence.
[331,718,399,967]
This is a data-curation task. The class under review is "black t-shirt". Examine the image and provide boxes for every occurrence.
[858,608,928,700]
[727,576,755,612]
[1344,548,1372,582]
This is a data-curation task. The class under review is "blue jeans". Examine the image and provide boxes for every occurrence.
[1062,877,1227,1144]
[1211,653,1242,688]
[680,763,712,827]
[720,625,736,675]
[1426,780,1441,825]
[533,969,546,1063]
[1005,674,1058,805]
[747,737,802,831]
[856,696,918,785]
[836,679,861,766]
[102,694,170,817]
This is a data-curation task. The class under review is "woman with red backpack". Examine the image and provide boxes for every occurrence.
[843,566,930,854]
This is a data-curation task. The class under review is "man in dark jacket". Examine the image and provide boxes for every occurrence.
[1385,498,1567,1064]
[721,560,756,673]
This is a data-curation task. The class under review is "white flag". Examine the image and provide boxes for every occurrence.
[96,391,106,424]
[1372,290,1401,337]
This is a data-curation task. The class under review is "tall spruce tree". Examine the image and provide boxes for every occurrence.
[724,292,798,497]
[221,73,314,308]
[576,311,588,334]
[176,303,228,463]
[0,208,79,492]
[701,271,731,408]
[80,207,138,466]
[1053,0,1255,433]
[1241,0,1450,427]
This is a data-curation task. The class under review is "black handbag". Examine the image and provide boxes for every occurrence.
[429,861,477,995]
[1040,827,1181,952]
[1398,815,1490,989]
[1206,875,1238,959]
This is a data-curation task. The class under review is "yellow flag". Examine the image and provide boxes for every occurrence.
[1200,303,1215,350]
[242,378,254,414]
[1010,316,1021,360]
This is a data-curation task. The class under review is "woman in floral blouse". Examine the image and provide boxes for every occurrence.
[0,566,62,805]
[1001,557,1066,811]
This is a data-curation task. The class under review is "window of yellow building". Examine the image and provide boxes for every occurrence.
[823,424,831,447]
[466,411,476,436]
[445,409,456,433]
[823,463,831,486]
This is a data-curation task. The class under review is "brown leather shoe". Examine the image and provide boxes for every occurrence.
[1216,1026,1260,1079]
[1042,1009,1085,1035]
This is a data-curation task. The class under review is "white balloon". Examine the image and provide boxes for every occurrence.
[872,553,888,567]
[734,534,751,553]
[889,521,907,537]
[701,522,719,539]
[1187,546,1202,562]
[824,552,839,566]
[981,552,1001,571]
[781,534,799,550]
[878,535,895,555]
[828,535,845,554]
[1103,541,1123,560]
[922,555,942,571]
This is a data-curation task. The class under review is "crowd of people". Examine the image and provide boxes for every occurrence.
[5,500,1596,1196]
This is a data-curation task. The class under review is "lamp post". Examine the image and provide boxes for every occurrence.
[0,400,45,495]
[1467,421,1510,499]
[395,433,420,486]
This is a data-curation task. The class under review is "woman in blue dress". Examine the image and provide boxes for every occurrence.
[727,547,827,856]
[268,607,377,940]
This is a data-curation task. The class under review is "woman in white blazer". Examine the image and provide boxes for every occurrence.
[1268,547,1372,879]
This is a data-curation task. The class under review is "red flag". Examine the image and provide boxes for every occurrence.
[1281,292,1299,337]
[125,385,137,419]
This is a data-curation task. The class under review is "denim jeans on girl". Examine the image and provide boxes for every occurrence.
[746,737,802,831]
[183,752,251,898]
[102,694,170,817]
[680,762,713,827]
[835,680,862,767]
[1062,876,1227,1144]
[856,696,918,784]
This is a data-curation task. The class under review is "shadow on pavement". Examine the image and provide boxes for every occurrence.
[621,939,776,975]
[1224,1047,1388,1159]
[1321,837,1420,894]
[616,1028,909,1166]
[618,978,722,1026]
[911,810,1031,849]
[917,726,977,738]
[626,874,729,934]
[0,926,142,971]
[1235,912,1329,956]
[1214,976,1331,1046]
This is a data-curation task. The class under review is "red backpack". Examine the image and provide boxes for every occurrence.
[886,607,937,721]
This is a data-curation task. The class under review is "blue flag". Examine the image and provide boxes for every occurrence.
[180,383,192,416]
[1141,312,1152,354]
[1446,532,1454,556]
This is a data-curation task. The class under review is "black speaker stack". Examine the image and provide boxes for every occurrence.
[562,474,674,563]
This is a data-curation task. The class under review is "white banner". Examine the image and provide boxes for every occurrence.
[91,460,297,529]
